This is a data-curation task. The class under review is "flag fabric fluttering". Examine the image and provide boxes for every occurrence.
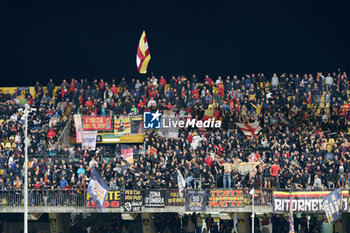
[87,167,109,212]
[231,162,260,176]
[323,189,344,225]
[136,30,151,74]
[121,144,134,165]
[236,121,262,136]
[202,108,220,121]
[177,169,186,199]
[278,113,289,125]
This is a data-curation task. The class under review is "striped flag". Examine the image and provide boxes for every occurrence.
[121,144,134,165]
[202,108,220,121]
[136,30,151,74]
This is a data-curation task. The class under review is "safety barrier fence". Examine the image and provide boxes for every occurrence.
[1,188,347,214]
[0,188,284,208]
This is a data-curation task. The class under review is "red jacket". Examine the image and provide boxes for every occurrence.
[47,130,57,138]
[159,78,166,86]
[205,156,213,168]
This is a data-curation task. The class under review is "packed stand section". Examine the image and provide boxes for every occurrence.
[0,81,70,205]
[1,71,350,207]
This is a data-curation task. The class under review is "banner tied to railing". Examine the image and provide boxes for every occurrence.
[273,190,349,213]
[114,115,131,136]
[185,190,207,211]
[82,116,112,131]
[144,190,166,207]
[167,190,185,206]
[124,189,143,212]
[86,190,121,208]
[209,190,244,208]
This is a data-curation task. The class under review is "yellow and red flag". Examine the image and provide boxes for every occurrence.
[202,108,220,121]
[136,30,151,74]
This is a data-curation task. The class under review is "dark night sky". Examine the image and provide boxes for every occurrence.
[0,0,349,86]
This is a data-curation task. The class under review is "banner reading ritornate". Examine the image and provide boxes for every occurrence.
[273,190,348,213]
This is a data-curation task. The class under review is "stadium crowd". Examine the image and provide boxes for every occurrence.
[1,71,350,207]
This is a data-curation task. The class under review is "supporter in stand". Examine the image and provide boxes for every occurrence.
[0,71,349,208]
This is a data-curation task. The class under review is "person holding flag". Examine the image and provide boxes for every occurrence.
[87,167,109,212]
[176,168,186,199]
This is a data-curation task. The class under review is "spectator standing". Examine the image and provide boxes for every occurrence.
[186,219,196,233]
[271,73,279,89]
[196,213,202,233]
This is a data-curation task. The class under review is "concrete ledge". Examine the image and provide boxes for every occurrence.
[0,206,272,213]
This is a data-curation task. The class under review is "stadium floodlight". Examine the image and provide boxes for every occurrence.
[24,104,29,233]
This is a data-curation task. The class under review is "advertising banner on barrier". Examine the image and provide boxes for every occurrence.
[273,190,349,213]
[208,190,244,208]
[86,190,121,208]
[124,189,143,212]
[167,190,185,206]
[186,190,207,211]
[82,116,112,131]
[144,190,166,207]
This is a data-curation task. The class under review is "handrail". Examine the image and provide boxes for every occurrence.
[0,188,346,208]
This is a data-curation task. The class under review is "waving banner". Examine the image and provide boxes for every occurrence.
[323,189,344,224]
[87,167,109,212]
[236,121,262,136]
[232,162,260,175]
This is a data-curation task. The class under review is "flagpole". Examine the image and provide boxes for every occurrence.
[24,104,29,233]
[249,188,254,233]
[289,189,294,233]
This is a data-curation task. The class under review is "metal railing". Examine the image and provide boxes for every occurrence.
[0,188,274,207]
[2,188,345,209]
[0,189,85,207]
